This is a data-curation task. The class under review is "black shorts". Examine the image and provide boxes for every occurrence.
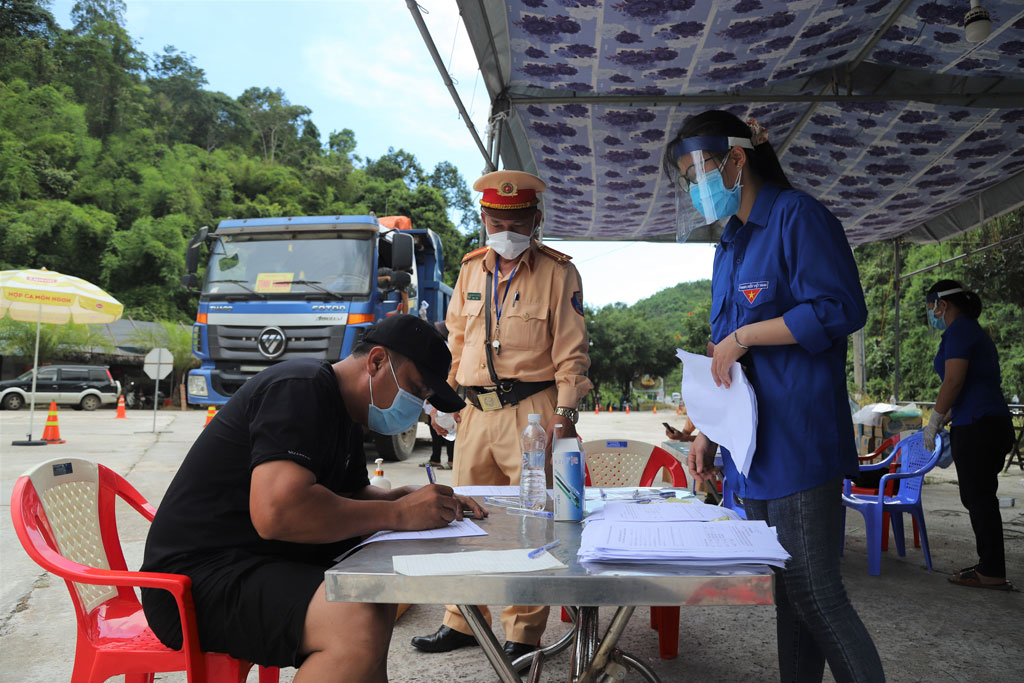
[142,550,332,668]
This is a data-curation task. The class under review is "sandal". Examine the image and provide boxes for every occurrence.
[948,566,1016,591]
[419,462,443,468]
[442,463,453,470]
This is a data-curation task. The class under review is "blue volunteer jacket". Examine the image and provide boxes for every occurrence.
[712,183,867,500]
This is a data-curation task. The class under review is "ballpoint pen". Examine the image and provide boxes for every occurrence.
[506,507,553,519]
[425,464,436,485]
[527,539,561,559]
[483,496,521,507]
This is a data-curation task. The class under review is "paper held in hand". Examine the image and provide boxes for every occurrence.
[675,349,758,476]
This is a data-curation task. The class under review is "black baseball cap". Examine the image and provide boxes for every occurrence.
[362,314,465,413]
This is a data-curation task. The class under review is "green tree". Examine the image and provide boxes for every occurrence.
[59,1,147,139]
[0,0,61,86]
[586,304,678,404]
[237,86,311,164]
[126,319,198,404]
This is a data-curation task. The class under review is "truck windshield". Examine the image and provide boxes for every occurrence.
[202,232,373,298]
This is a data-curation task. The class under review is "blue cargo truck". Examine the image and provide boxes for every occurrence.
[181,214,452,459]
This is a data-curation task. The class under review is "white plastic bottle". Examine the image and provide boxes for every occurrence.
[519,414,547,510]
[369,458,391,490]
[435,411,457,441]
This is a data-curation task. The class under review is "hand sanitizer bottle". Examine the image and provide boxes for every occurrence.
[370,458,391,490]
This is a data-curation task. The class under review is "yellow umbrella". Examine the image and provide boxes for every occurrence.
[0,268,124,445]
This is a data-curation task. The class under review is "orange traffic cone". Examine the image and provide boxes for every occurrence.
[595,403,599,415]
[625,404,630,415]
[115,395,127,419]
[41,402,66,444]
[204,405,217,427]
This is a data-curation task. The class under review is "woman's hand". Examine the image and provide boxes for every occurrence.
[687,433,719,483]
[711,330,749,388]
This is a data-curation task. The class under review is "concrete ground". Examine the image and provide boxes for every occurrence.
[1,406,1021,682]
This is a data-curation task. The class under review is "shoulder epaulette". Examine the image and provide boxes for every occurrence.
[461,246,489,264]
[537,244,572,264]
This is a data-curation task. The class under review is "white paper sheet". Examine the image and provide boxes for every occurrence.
[676,349,758,476]
[392,548,566,576]
[355,519,487,549]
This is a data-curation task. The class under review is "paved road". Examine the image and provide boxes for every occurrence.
[1,406,1021,682]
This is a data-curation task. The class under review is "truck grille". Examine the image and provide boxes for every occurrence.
[207,324,346,396]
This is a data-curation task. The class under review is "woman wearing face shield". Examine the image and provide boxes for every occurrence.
[923,280,1014,591]
[663,111,883,682]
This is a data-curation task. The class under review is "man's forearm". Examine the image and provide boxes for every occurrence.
[253,483,401,544]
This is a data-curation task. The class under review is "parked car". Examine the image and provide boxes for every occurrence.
[0,365,122,411]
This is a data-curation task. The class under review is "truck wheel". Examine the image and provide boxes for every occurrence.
[2,393,25,411]
[373,426,418,461]
[79,395,102,411]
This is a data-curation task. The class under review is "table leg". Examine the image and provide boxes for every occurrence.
[570,607,599,681]
[581,606,635,682]
[457,604,522,683]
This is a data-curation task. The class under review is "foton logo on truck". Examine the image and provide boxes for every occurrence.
[181,214,454,462]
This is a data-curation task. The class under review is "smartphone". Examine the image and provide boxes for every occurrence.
[662,422,673,430]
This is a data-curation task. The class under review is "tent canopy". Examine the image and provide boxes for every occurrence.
[456,0,1024,245]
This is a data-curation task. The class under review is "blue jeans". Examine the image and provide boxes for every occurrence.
[745,477,884,683]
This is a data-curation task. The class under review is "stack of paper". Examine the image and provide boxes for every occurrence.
[586,500,743,524]
[579,509,789,568]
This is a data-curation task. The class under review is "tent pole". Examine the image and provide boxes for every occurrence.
[406,0,493,171]
[893,239,902,402]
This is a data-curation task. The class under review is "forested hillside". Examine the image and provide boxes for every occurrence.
[0,0,479,323]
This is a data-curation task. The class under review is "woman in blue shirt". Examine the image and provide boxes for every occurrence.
[663,111,883,682]
[923,280,1014,591]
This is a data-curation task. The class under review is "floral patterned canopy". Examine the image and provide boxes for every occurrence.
[456,0,1024,244]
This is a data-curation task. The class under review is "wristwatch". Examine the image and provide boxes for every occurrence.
[554,406,579,424]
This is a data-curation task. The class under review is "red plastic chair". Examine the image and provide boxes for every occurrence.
[849,434,920,551]
[580,439,688,660]
[10,457,279,683]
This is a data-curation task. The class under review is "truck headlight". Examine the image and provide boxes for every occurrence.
[187,375,208,397]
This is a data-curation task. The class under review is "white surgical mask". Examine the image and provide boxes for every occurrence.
[487,230,532,260]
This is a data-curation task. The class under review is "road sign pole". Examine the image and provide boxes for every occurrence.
[152,376,159,433]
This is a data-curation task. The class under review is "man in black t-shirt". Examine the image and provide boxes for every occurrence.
[141,315,484,681]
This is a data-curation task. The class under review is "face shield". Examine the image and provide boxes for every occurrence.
[667,135,753,242]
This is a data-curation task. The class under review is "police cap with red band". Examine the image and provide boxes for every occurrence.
[473,170,546,211]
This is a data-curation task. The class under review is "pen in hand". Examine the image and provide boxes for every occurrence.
[528,539,561,559]
[425,464,436,485]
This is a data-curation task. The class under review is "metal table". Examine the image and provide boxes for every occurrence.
[325,499,774,682]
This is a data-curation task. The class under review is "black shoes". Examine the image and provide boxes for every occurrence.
[503,640,538,661]
[411,625,478,653]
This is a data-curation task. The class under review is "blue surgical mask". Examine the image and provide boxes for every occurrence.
[928,307,946,331]
[367,353,423,435]
[689,167,742,222]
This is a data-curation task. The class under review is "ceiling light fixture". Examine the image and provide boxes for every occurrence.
[964,0,991,43]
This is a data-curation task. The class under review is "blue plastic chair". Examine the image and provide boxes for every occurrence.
[840,431,942,576]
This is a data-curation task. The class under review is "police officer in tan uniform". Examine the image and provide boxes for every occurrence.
[411,170,592,660]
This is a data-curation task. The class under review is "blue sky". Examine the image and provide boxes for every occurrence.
[49,0,715,307]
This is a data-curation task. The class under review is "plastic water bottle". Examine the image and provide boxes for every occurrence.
[435,411,457,441]
[519,414,547,510]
